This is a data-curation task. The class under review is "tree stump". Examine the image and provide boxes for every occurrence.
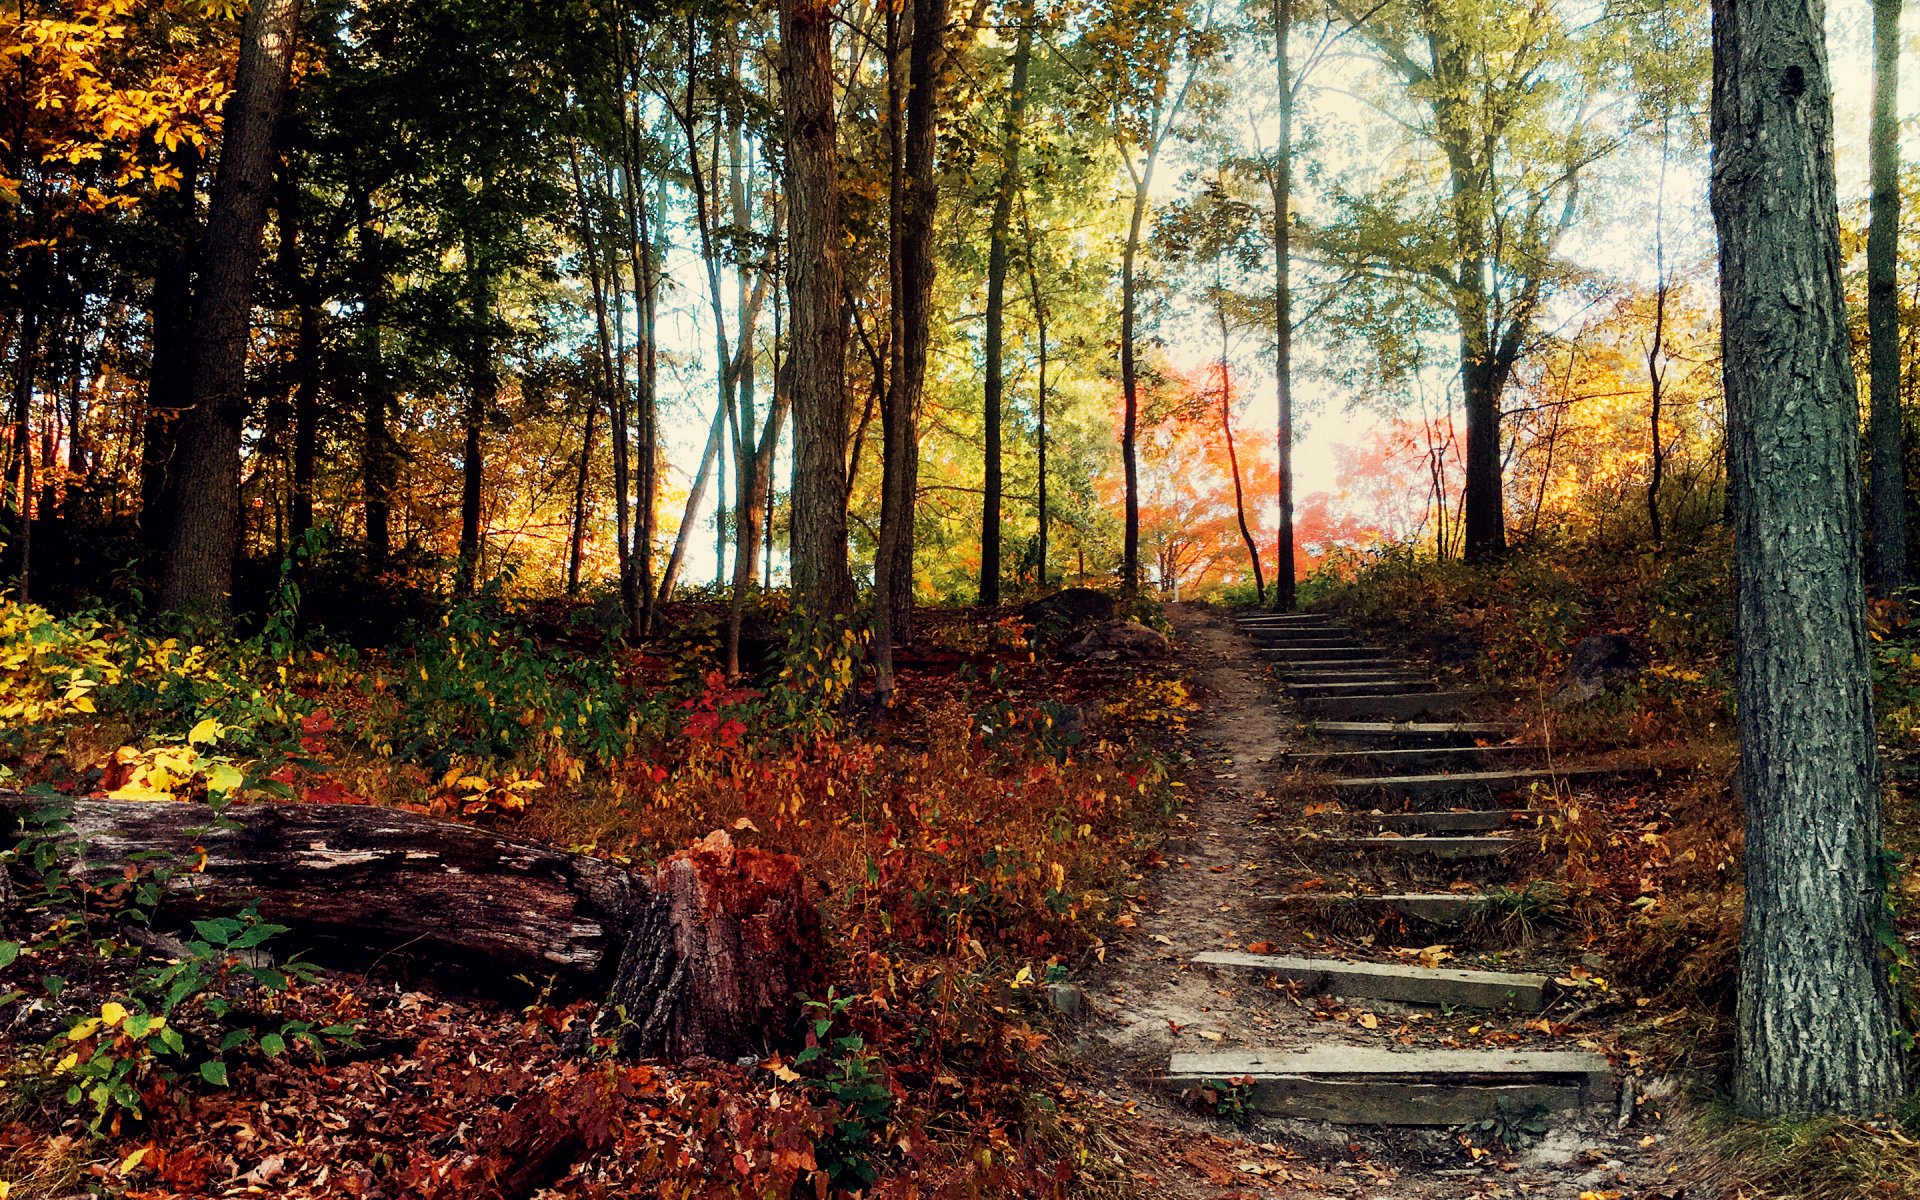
[609,829,824,1059]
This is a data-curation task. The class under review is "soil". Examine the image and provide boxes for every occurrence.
[1072,603,1691,1200]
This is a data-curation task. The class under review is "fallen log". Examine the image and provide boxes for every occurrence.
[0,793,820,1060]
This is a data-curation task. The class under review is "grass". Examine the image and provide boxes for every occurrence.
[1677,1095,1920,1200]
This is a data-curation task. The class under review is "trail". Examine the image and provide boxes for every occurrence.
[1075,603,1677,1200]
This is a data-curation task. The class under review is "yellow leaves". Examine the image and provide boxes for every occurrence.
[188,717,223,746]
[117,1147,149,1176]
[100,1001,128,1027]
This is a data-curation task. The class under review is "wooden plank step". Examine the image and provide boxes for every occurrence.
[1277,663,1412,679]
[1329,766,1644,803]
[1320,835,1514,860]
[1257,646,1381,663]
[1236,612,1343,624]
[1279,665,1423,679]
[1192,950,1551,1010]
[1264,891,1487,925]
[1339,809,1539,834]
[1248,629,1362,643]
[1302,692,1475,721]
[1286,745,1539,774]
[1309,721,1514,745]
[1288,680,1437,699]
[1165,1047,1610,1125]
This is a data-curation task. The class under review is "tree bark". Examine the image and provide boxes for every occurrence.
[160,0,306,617]
[1270,0,1296,610]
[457,240,494,595]
[1,798,820,1061]
[1121,166,1149,594]
[875,0,950,703]
[780,0,855,620]
[1218,305,1264,604]
[1869,0,1907,592]
[1023,204,1050,588]
[357,208,396,573]
[979,10,1033,607]
[1711,0,1906,1116]
[141,144,204,560]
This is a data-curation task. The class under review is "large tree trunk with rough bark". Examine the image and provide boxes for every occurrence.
[780,0,855,620]
[160,0,305,617]
[1869,0,1907,592]
[1,797,820,1061]
[1711,0,1906,1117]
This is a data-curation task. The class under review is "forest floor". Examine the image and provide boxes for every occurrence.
[1073,603,1689,1200]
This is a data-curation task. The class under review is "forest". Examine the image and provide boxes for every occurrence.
[3,0,1920,1196]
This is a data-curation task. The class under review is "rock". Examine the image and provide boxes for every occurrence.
[1556,634,1648,704]
[1060,619,1171,662]
[1045,982,1085,1017]
[1021,587,1121,640]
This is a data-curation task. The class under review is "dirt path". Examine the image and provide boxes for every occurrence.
[1074,603,1673,1200]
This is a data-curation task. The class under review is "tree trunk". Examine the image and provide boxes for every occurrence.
[1218,306,1264,604]
[1270,0,1296,610]
[1647,125,1670,550]
[457,241,494,595]
[658,397,730,605]
[780,0,855,620]
[1869,0,1907,592]
[1,797,820,1061]
[1711,0,1905,1116]
[567,400,597,595]
[874,0,949,694]
[979,11,1033,607]
[140,143,203,560]
[1024,207,1050,588]
[10,310,36,603]
[1120,167,1150,593]
[160,0,305,617]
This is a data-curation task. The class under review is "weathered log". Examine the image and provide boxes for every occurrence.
[0,795,821,1058]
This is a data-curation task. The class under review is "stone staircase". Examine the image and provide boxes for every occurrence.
[1161,609,1616,1128]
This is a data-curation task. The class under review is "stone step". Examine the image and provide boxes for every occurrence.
[1236,612,1343,624]
[1329,766,1647,804]
[1320,835,1515,861]
[1256,641,1373,656]
[1302,692,1477,721]
[1288,680,1437,699]
[1165,1046,1611,1125]
[1257,646,1382,663]
[1192,950,1551,1010]
[1337,809,1539,834]
[1309,721,1515,745]
[1286,745,1540,774]
[1263,890,1487,926]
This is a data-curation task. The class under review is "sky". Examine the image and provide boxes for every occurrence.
[647,3,1910,592]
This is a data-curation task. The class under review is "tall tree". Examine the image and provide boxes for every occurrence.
[874,0,952,704]
[1868,0,1906,592]
[1711,0,1905,1116]
[1086,1,1218,593]
[979,4,1033,607]
[161,0,306,616]
[780,0,855,618]
[1267,0,1295,608]
[1328,0,1595,563]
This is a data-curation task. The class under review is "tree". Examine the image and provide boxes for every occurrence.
[1081,0,1221,593]
[1265,0,1296,609]
[779,0,854,618]
[1326,0,1604,563]
[1868,0,1906,592]
[979,4,1034,607]
[160,0,306,616]
[1711,0,1905,1116]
